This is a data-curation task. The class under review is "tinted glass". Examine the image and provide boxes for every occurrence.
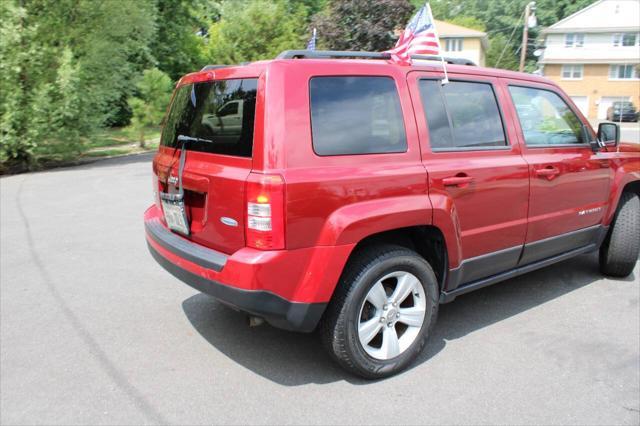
[419,81,454,149]
[161,79,257,157]
[419,80,506,150]
[309,76,407,156]
[509,86,584,146]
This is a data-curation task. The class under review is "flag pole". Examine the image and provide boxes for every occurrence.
[426,2,449,85]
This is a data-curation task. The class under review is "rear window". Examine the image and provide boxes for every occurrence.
[309,76,407,156]
[161,78,258,157]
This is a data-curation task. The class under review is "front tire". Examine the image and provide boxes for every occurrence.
[320,244,439,379]
[599,192,640,277]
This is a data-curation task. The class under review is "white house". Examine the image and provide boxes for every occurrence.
[537,0,640,119]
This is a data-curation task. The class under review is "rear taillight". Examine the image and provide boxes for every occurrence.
[245,173,285,250]
[152,173,161,210]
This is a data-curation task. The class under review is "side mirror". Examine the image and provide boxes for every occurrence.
[581,124,601,152]
[597,122,620,147]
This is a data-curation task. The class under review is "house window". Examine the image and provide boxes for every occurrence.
[613,33,638,46]
[445,38,463,52]
[565,33,584,47]
[609,64,639,79]
[561,64,583,79]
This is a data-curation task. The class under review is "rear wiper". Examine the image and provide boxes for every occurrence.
[177,134,213,144]
[165,134,214,200]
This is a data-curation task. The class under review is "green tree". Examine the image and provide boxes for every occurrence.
[28,48,87,160]
[1,0,157,169]
[151,0,206,81]
[485,33,519,70]
[312,0,414,51]
[204,0,307,64]
[128,68,173,148]
[447,16,485,31]
[0,1,39,166]
[0,2,87,167]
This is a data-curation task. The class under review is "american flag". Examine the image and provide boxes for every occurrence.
[387,2,441,64]
[307,28,317,51]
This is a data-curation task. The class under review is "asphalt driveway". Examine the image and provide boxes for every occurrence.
[1,154,639,425]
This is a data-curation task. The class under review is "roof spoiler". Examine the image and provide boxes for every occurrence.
[276,50,476,66]
[200,65,231,71]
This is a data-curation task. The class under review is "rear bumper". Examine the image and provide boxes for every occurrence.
[144,206,353,332]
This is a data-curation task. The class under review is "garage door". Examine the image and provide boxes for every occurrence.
[598,96,631,119]
[570,96,589,117]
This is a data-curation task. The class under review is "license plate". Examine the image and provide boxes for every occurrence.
[161,198,190,236]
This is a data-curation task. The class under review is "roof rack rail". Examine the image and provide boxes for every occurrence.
[276,50,475,66]
[277,50,391,60]
[200,65,231,71]
[411,55,476,66]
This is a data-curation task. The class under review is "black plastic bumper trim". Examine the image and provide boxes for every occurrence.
[148,242,326,332]
[145,217,227,272]
[440,242,597,303]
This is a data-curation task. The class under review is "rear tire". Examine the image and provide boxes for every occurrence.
[599,192,640,277]
[320,244,439,379]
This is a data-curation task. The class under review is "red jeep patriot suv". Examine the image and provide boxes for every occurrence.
[145,50,640,378]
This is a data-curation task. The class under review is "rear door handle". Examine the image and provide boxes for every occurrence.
[442,176,475,187]
[535,166,560,178]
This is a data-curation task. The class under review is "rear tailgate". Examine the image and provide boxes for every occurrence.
[154,150,250,253]
[152,77,258,254]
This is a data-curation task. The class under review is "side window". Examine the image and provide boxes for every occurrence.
[419,80,507,150]
[309,76,407,156]
[508,86,584,146]
[217,101,238,116]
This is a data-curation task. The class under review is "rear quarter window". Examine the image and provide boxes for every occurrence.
[309,76,407,156]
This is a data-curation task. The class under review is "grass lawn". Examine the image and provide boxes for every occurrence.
[83,126,161,158]
[2,126,161,174]
[88,126,160,150]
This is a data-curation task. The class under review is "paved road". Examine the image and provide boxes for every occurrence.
[1,154,639,425]
[621,123,640,144]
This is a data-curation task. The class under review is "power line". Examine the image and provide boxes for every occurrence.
[495,11,525,68]
[486,25,522,34]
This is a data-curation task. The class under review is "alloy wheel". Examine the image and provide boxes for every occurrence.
[357,271,426,360]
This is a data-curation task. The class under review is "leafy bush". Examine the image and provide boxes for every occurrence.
[0,0,156,170]
[128,68,173,148]
[204,0,307,64]
[311,0,414,52]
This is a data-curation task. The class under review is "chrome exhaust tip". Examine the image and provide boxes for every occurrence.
[247,316,265,327]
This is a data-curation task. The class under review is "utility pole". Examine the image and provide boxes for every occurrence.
[519,2,536,72]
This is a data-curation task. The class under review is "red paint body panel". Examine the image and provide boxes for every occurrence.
[153,148,251,253]
[145,206,353,303]
[146,57,640,310]
[601,142,640,225]
[500,78,612,243]
[407,71,530,265]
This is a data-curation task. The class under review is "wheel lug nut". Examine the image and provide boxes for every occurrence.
[383,305,388,310]
[396,313,400,318]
